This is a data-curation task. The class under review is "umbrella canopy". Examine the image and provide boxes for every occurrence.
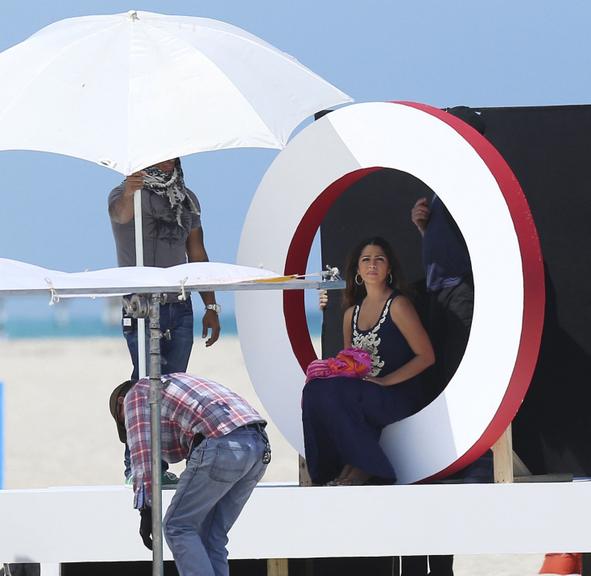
[0,10,352,175]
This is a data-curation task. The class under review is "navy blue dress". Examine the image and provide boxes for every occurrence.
[302,291,423,484]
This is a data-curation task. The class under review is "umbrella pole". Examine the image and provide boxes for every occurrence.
[149,293,164,576]
[134,188,147,379]
[134,189,162,576]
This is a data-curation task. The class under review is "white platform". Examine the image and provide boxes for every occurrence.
[1,481,590,565]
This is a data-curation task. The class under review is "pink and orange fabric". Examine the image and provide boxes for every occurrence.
[305,348,372,383]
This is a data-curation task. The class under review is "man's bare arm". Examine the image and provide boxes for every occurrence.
[109,173,144,224]
[186,227,220,346]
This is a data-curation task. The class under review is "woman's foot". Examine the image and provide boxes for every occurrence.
[325,465,353,486]
[335,467,372,486]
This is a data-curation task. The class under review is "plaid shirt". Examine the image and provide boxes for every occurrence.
[124,372,265,509]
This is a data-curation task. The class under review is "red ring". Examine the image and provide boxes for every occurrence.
[283,167,382,372]
[402,102,545,479]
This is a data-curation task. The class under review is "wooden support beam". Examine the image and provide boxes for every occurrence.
[267,558,289,576]
[492,424,514,483]
[299,455,313,487]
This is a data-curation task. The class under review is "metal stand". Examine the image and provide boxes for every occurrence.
[126,292,164,576]
[148,294,163,576]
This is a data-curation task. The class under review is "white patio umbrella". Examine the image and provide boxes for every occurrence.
[0,12,351,573]
[0,10,351,174]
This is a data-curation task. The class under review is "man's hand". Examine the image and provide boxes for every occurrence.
[411,197,430,235]
[124,172,145,198]
[139,507,153,550]
[202,310,221,347]
[109,172,146,224]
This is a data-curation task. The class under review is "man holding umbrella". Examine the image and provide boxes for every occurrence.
[109,157,221,382]
[110,157,221,483]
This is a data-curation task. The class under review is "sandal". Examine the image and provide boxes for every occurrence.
[325,465,353,486]
[335,468,372,486]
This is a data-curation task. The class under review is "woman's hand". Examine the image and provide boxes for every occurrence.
[364,375,386,386]
[319,289,328,310]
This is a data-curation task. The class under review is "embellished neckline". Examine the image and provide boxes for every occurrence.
[353,295,393,334]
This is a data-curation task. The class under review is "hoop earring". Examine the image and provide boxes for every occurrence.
[355,273,363,286]
[388,273,393,285]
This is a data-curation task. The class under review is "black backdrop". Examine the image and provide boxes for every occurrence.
[319,105,591,476]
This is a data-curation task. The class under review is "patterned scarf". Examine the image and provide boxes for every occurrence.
[143,161,199,228]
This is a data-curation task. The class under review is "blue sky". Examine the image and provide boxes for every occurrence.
[1,0,590,317]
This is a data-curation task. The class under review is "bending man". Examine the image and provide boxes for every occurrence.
[109,373,271,576]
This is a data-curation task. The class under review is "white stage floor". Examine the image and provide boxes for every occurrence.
[0,481,588,565]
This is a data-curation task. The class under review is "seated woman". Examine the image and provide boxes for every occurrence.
[302,236,435,486]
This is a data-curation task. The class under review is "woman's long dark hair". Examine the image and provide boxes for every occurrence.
[343,236,408,308]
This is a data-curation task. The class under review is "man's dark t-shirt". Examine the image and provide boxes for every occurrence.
[109,184,201,268]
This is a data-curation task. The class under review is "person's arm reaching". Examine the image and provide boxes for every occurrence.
[125,387,153,510]
[411,197,430,236]
[125,386,155,550]
[186,227,220,347]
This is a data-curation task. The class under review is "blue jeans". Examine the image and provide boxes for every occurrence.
[164,427,269,576]
[123,296,194,381]
[122,296,194,478]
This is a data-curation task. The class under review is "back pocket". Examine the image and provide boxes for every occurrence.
[209,445,249,483]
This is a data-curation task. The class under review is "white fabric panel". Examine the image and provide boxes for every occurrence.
[0,258,280,296]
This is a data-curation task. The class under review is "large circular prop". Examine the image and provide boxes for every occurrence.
[236,101,544,483]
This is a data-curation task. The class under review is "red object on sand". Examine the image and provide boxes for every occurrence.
[539,553,582,575]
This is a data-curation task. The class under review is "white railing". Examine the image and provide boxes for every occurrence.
[1,481,589,573]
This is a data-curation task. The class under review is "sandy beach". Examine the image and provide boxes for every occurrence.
[0,335,300,489]
[0,335,545,574]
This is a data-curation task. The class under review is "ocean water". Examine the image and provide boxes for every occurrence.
[1,312,323,340]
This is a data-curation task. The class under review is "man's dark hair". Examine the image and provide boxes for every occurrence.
[445,105,486,135]
[109,380,135,443]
